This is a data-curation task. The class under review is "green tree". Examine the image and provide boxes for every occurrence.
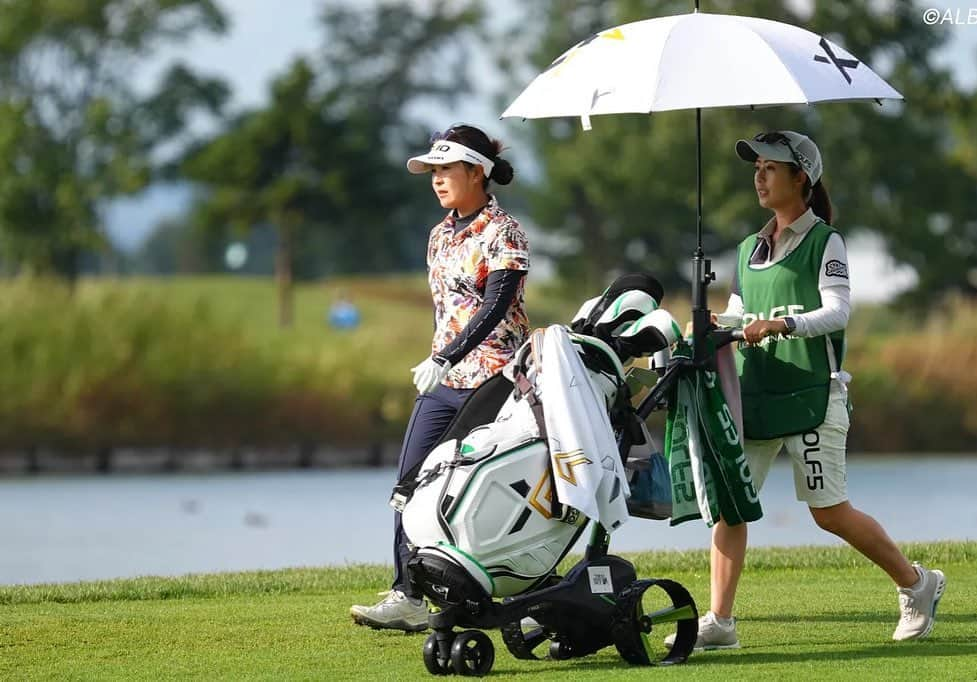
[316,0,486,273]
[182,1,485,326]
[506,0,977,300]
[131,215,225,275]
[183,59,349,326]
[0,0,229,279]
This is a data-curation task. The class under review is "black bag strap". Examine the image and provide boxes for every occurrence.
[512,370,547,441]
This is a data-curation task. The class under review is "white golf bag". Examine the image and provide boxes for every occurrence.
[392,275,681,601]
[397,335,612,597]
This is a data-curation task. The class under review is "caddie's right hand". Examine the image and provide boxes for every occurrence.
[743,318,788,345]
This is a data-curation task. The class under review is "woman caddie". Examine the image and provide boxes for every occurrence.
[350,124,530,632]
[670,130,946,651]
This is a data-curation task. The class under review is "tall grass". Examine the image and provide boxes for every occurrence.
[0,276,432,450]
[0,275,973,453]
[844,294,977,451]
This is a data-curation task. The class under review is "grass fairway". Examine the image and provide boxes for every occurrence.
[2,542,974,680]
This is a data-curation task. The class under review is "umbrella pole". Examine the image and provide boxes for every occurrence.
[692,107,714,365]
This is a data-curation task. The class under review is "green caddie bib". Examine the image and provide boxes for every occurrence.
[735,222,846,440]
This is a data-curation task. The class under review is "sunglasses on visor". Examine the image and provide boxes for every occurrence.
[429,128,458,144]
[753,132,805,171]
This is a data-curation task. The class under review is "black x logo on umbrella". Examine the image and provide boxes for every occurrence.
[814,37,860,84]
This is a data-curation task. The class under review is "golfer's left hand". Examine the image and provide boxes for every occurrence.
[411,356,452,394]
[743,319,787,345]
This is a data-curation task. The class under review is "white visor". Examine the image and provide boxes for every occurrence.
[406,140,495,177]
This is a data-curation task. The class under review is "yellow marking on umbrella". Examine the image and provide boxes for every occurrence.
[547,28,623,78]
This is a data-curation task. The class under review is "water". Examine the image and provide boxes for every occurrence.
[2,456,974,586]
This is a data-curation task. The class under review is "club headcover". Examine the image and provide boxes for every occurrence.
[592,289,660,340]
[570,272,665,336]
[614,309,683,360]
[569,295,602,333]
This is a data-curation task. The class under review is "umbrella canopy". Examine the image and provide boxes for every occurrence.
[501,9,904,362]
[502,11,902,121]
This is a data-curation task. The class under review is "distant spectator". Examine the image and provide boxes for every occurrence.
[328,294,360,330]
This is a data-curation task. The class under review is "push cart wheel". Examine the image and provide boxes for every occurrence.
[548,639,574,660]
[500,619,549,660]
[449,630,495,677]
[611,578,698,665]
[423,632,455,675]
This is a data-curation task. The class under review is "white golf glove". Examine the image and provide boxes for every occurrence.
[411,356,452,394]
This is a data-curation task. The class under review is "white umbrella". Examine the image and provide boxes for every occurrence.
[501,7,903,360]
[502,11,902,119]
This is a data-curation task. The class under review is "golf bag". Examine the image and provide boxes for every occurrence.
[396,329,625,598]
[390,274,699,675]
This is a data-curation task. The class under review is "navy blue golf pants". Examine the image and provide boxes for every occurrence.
[392,383,473,596]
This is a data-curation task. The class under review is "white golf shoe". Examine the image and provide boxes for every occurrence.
[350,589,429,632]
[664,610,740,651]
[892,562,946,641]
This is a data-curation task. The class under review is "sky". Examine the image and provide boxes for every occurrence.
[106,0,977,302]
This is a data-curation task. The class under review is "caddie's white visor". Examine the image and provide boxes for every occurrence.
[406,140,495,176]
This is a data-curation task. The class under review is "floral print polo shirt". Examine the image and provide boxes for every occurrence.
[427,195,530,389]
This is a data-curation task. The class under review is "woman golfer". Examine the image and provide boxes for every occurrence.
[350,124,530,631]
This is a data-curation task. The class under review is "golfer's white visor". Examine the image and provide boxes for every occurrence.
[407,140,495,176]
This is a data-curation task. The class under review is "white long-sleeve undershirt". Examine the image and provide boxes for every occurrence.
[723,232,851,338]
[722,285,850,338]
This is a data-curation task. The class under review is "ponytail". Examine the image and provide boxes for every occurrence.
[490,157,514,186]
[808,179,833,225]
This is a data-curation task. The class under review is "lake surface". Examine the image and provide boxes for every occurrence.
[2,456,974,586]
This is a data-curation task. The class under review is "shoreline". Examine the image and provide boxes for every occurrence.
[1,447,974,477]
[0,442,403,475]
